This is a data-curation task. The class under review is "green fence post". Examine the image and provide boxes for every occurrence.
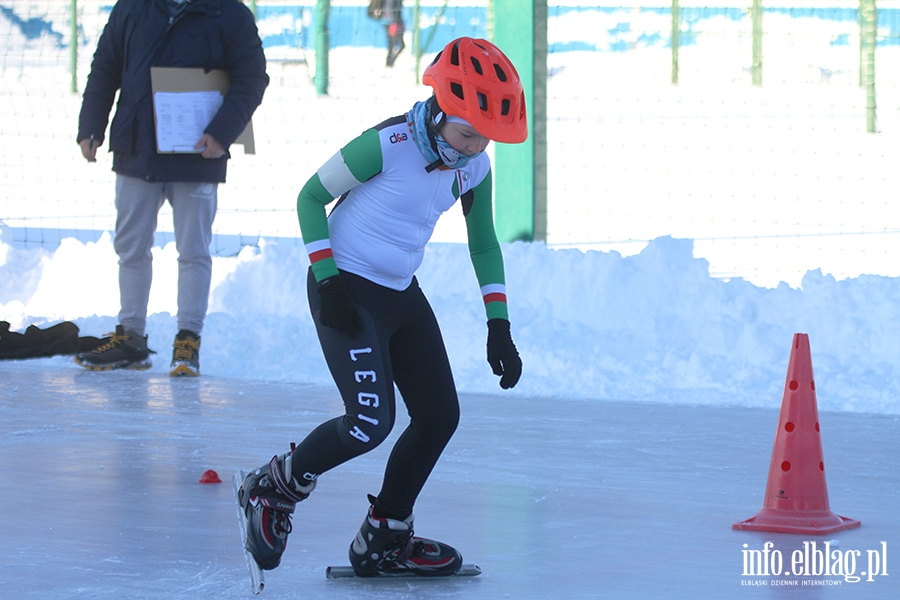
[413,0,421,83]
[487,0,494,39]
[249,0,257,19]
[414,1,450,85]
[421,0,449,57]
[491,0,547,243]
[314,0,330,95]
[671,0,680,85]
[70,0,78,93]
[751,0,763,85]
[862,0,877,132]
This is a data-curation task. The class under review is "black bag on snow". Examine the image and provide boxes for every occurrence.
[0,321,102,359]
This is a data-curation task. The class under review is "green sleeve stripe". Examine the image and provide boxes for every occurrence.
[485,301,509,321]
[341,128,383,182]
[310,256,339,281]
[464,170,509,320]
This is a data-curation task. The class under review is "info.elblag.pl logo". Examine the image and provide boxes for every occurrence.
[741,541,888,585]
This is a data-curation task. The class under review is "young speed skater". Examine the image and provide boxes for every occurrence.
[237,37,527,577]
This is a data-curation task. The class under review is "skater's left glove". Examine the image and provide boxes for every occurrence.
[317,275,362,338]
[486,318,522,389]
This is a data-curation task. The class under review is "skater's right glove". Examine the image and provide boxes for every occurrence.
[317,275,362,337]
[486,318,522,389]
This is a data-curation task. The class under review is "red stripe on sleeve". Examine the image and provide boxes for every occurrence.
[483,292,507,305]
[309,248,333,263]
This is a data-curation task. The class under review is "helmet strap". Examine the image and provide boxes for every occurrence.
[427,95,447,132]
[424,96,446,168]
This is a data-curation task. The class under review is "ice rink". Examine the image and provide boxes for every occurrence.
[2,363,897,599]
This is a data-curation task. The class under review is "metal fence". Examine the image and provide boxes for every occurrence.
[1,1,899,288]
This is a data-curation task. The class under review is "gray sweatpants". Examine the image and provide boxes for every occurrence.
[114,174,217,337]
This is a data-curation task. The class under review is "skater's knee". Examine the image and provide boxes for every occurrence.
[414,395,459,442]
[436,408,459,443]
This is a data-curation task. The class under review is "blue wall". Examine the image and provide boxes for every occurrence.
[2,3,899,54]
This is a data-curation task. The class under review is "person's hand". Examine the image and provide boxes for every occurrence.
[195,133,225,159]
[78,137,100,162]
[486,318,522,389]
[317,275,362,337]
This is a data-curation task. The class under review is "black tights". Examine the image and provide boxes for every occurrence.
[289,269,459,520]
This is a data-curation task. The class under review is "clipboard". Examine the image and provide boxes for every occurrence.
[150,67,256,155]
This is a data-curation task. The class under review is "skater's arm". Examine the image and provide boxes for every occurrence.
[297,129,383,281]
[462,170,509,321]
[464,171,522,388]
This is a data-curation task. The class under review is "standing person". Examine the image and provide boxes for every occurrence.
[74,0,268,376]
[383,0,405,67]
[237,37,526,577]
[367,0,405,67]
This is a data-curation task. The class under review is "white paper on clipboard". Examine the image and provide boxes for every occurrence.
[150,67,256,154]
[153,90,224,153]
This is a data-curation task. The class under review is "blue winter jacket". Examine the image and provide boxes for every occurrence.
[77,0,269,183]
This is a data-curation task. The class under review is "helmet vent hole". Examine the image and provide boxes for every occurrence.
[494,64,508,82]
[477,92,488,111]
[501,99,510,116]
[470,57,483,75]
[450,42,460,66]
[450,82,465,100]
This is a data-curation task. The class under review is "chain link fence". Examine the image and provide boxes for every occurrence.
[2,1,898,287]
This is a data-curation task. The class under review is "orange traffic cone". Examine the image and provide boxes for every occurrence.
[732,333,860,534]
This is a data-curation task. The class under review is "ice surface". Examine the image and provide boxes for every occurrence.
[1,365,897,599]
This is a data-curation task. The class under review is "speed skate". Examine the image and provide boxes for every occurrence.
[326,563,482,579]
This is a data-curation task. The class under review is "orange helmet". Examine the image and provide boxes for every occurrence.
[422,37,528,144]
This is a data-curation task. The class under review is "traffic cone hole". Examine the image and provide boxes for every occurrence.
[781,461,791,471]
[787,380,815,391]
[784,422,795,432]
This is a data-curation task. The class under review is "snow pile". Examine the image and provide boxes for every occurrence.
[2,224,898,415]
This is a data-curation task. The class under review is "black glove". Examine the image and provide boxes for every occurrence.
[486,318,522,389]
[317,275,362,337]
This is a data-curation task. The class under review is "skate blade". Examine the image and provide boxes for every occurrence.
[233,470,265,594]
[326,563,482,579]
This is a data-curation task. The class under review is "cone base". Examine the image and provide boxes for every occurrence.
[733,508,860,535]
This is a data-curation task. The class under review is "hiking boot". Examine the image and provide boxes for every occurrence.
[74,325,152,371]
[238,451,316,570]
[170,329,200,377]
[349,499,463,577]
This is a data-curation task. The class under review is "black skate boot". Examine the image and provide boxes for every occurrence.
[169,329,200,377]
[237,451,315,570]
[74,325,153,370]
[349,498,463,577]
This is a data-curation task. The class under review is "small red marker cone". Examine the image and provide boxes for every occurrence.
[733,333,860,534]
[199,469,222,484]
